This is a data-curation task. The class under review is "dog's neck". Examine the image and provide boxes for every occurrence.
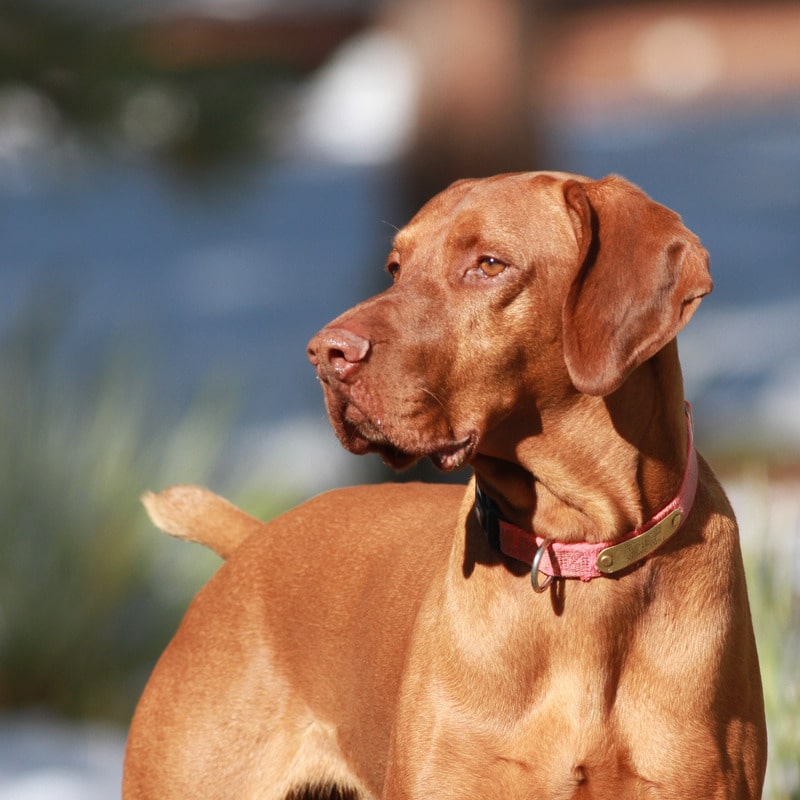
[472,346,689,545]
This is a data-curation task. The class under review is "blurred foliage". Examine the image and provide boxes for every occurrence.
[742,501,800,799]
[0,0,327,725]
[0,293,293,721]
[0,0,304,169]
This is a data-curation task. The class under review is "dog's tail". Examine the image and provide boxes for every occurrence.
[142,486,265,560]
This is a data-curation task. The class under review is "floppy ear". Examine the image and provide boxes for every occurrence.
[561,175,712,396]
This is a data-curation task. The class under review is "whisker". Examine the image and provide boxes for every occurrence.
[420,386,448,412]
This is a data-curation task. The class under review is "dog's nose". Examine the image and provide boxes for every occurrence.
[307,327,371,382]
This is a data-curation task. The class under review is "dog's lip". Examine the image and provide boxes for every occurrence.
[429,436,476,472]
[376,435,475,472]
[340,412,475,472]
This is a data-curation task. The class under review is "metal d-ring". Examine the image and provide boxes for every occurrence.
[531,538,555,593]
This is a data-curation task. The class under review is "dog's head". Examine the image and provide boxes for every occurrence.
[307,172,711,471]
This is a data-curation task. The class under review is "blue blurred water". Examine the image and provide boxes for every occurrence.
[3,99,800,482]
[0,158,389,421]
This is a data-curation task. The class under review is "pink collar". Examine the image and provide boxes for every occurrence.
[475,403,699,588]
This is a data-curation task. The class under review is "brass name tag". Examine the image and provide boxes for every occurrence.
[595,509,683,575]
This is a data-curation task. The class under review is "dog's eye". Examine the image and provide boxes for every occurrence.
[386,261,400,281]
[477,256,507,278]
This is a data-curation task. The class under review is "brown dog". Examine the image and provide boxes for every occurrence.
[123,172,767,799]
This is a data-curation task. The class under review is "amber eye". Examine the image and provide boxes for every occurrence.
[387,261,400,281]
[477,256,507,277]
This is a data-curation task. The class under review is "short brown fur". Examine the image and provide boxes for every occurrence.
[124,172,766,799]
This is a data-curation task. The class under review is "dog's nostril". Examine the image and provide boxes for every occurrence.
[327,348,351,377]
[308,327,370,379]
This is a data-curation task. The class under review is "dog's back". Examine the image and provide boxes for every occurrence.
[123,481,464,799]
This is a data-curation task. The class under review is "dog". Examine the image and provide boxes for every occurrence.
[123,172,767,799]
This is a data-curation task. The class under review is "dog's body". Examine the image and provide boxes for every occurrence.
[124,172,766,799]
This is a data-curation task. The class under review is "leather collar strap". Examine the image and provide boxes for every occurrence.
[475,403,699,581]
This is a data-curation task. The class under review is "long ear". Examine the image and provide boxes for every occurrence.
[561,176,712,396]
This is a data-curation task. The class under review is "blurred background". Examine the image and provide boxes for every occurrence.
[0,0,798,797]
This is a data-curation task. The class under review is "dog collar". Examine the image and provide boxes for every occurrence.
[474,403,698,589]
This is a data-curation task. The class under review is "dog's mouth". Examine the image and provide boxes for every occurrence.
[376,435,475,472]
[338,411,475,472]
[428,437,475,471]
